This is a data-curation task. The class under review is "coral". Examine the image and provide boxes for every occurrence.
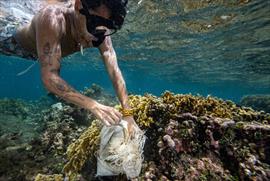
[63,120,103,180]
[0,98,30,118]
[129,91,270,125]
[82,83,118,107]
[0,97,52,118]
[127,91,270,180]
[34,174,63,181]
[60,91,270,180]
[240,94,270,113]
[40,102,90,154]
[127,94,156,128]
[2,89,270,181]
[0,85,119,181]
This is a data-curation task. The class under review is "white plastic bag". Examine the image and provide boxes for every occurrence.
[96,120,146,179]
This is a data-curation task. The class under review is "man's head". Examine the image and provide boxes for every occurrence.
[84,0,127,28]
[74,0,128,47]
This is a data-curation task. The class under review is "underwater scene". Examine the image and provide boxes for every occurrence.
[0,0,270,180]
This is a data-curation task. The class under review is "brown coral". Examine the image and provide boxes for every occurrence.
[63,120,102,180]
[35,91,270,180]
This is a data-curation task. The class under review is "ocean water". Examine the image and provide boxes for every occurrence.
[1,1,270,180]
[0,0,269,103]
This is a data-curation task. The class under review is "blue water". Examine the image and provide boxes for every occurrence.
[0,0,270,103]
[0,51,269,103]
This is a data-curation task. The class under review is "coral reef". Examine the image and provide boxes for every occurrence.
[132,92,270,180]
[63,120,102,180]
[0,84,116,181]
[0,98,30,118]
[61,91,270,180]
[240,94,270,113]
[1,88,270,181]
[82,83,118,107]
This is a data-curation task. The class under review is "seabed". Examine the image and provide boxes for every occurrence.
[0,84,269,181]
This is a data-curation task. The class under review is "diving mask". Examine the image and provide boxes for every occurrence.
[79,0,125,47]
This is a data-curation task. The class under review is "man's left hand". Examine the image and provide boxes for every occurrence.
[123,115,136,136]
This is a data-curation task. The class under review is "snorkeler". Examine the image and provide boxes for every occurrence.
[0,0,135,127]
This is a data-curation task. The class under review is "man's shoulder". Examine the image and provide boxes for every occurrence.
[37,5,66,21]
[34,5,67,35]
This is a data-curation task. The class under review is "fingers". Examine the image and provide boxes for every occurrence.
[103,119,110,126]
[113,109,122,118]
[104,116,115,126]
[101,112,118,126]
[103,107,122,125]
[109,109,122,124]
[108,112,120,124]
[94,104,123,126]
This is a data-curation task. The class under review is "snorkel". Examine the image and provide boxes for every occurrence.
[79,0,128,47]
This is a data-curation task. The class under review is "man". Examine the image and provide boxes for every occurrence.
[0,0,135,128]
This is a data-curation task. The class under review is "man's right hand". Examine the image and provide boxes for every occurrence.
[90,102,122,126]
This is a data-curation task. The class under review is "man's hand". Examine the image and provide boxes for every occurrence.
[91,103,122,126]
[36,8,122,127]
[123,115,136,136]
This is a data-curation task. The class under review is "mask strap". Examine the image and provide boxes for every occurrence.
[90,15,116,30]
[104,29,117,37]
[79,0,118,34]
[80,0,91,16]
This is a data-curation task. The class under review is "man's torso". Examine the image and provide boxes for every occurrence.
[0,0,87,60]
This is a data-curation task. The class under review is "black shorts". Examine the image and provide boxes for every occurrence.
[0,36,37,60]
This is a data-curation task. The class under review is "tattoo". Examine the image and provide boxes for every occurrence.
[55,46,62,63]
[40,42,62,68]
[55,8,61,15]
[42,42,53,66]
[64,94,85,101]
[49,77,75,93]
[43,42,51,55]
[50,68,60,74]
[40,59,49,67]
[48,77,84,101]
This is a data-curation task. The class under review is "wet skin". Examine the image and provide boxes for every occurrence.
[15,0,135,127]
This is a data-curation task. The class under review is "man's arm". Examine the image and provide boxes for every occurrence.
[98,35,131,110]
[35,8,121,125]
[36,8,95,111]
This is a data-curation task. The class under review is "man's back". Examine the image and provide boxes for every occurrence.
[0,0,74,59]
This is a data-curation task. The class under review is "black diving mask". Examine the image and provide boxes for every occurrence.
[79,0,124,47]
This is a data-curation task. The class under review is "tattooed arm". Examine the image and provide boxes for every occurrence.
[98,35,136,133]
[98,35,136,132]
[35,8,121,126]
[99,36,131,110]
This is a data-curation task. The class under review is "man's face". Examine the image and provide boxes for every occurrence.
[73,1,112,46]
[90,4,112,20]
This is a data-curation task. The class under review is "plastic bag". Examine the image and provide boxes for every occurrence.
[96,120,146,179]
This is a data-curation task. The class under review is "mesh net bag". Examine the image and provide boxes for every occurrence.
[96,120,146,179]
